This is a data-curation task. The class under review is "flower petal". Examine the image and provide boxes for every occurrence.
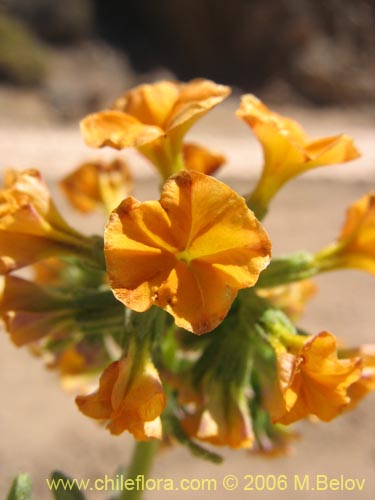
[113,81,180,128]
[167,79,231,133]
[76,361,119,419]
[274,332,362,424]
[305,134,361,167]
[80,110,164,150]
[183,142,226,175]
[105,171,271,333]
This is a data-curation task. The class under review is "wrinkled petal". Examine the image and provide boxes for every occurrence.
[105,171,271,334]
[305,134,360,167]
[0,170,91,273]
[76,350,166,440]
[166,79,230,134]
[272,332,362,424]
[80,80,230,178]
[113,81,180,128]
[76,361,119,419]
[81,110,164,150]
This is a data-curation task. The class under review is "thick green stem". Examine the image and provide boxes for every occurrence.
[120,440,159,500]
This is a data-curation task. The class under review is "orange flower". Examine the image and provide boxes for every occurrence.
[236,95,360,216]
[177,372,254,448]
[315,193,375,275]
[76,342,166,440]
[270,332,361,424]
[0,169,95,274]
[257,280,317,322]
[32,258,66,285]
[180,380,254,449]
[183,143,225,175]
[60,159,133,214]
[81,79,230,179]
[104,170,271,334]
[0,275,74,346]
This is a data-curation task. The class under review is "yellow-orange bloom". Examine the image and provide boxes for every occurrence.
[183,143,226,175]
[177,374,254,449]
[257,280,317,322]
[81,79,230,179]
[0,275,74,346]
[104,170,271,334]
[0,169,94,274]
[270,332,361,424]
[76,344,166,440]
[32,258,66,285]
[237,95,360,216]
[60,159,133,214]
[315,193,375,275]
[182,386,254,449]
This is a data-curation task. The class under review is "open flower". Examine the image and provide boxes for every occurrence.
[0,275,75,346]
[104,170,271,334]
[60,159,133,214]
[76,341,166,440]
[0,169,95,274]
[236,95,360,217]
[269,332,361,424]
[315,193,375,275]
[81,79,230,179]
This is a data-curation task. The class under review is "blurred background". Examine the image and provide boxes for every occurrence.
[0,0,374,122]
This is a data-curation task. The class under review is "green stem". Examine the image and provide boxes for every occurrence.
[120,440,159,500]
[246,173,280,221]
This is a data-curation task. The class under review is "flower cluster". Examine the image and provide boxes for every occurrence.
[1,79,374,462]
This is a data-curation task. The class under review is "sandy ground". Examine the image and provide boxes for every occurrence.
[0,99,374,499]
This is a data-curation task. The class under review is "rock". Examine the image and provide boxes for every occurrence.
[93,0,374,104]
[0,13,48,85]
[8,0,95,43]
[43,41,135,121]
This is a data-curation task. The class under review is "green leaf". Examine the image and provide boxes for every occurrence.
[49,471,86,500]
[6,474,32,500]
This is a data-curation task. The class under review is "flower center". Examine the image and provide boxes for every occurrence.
[176,249,192,265]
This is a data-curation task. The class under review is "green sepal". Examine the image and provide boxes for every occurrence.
[6,474,32,500]
[49,471,86,500]
[256,251,317,288]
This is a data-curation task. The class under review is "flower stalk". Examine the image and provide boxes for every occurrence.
[120,440,160,500]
